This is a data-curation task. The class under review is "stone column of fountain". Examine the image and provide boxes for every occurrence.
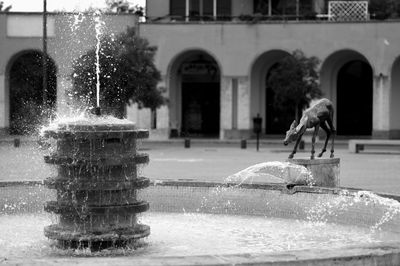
[42,120,150,250]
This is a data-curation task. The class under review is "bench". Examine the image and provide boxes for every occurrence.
[348,139,400,153]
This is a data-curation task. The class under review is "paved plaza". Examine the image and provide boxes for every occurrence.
[0,139,399,195]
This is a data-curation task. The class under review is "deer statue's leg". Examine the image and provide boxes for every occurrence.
[289,133,304,159]
[318,122,331,158]
[311,125,320,160]
[326,116,336,158]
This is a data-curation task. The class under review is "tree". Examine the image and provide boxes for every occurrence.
[0,1,12,12]
[71,27,165,118]
[104,0,144,16]
[266,50,321,122]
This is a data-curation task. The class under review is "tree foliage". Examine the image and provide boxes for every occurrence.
[0,1,12,12]
[71,27,165,117]
[266,50,321,122]
[104,0,144,15]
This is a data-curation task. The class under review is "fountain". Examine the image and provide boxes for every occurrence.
[41,118,151,249]
[1,9,400,266]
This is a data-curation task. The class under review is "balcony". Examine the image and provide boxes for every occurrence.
[143,1,400,24]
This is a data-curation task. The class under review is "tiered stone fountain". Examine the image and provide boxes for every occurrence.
[42,119,150,250]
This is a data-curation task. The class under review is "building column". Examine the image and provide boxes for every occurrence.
[372,73,391,138]
[220,76,232,139]
[220,76,251,139]
[237,76,251,131]
[0,73,7,133]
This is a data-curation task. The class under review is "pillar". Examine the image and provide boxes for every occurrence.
[372,73,391,138]
[220,76,232,139]
[0,73,7,132]
[220,76,251,139]
[237,76,251,130]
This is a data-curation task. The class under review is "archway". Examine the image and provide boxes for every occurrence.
[337,61,373,135]
[168,50,220,138]
[390,56,400,138]
[8,50,57,134]
[320,50,373,136]
[250,50,291,134]
[265,61,299,134]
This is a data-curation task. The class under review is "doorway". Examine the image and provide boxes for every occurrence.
[337,60,372,135]
[9,51,57,134]
[181,82,220,137]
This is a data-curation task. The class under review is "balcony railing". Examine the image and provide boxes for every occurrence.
[144,1,400,24]
[328,1,368,21]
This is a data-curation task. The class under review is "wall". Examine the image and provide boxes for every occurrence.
[139,22,400,77]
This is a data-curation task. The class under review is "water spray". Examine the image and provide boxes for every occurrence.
[93,10,103,111]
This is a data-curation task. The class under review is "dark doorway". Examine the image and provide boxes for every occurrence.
[182,82,220,137]
[337,60,372,136]
[265,63,295,134]
[9,51,57,135]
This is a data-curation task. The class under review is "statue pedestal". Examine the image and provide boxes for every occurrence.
[287,158,340,187]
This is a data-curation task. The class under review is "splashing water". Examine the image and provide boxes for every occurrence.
[93,10,105,108]
[306,189,400,232]
[226,161,314,186]
[72,13,85,32]
[39,111,135,137]
[200,162,400,234]
[198,161,314,213]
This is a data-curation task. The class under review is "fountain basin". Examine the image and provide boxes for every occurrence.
[1,181,400,265]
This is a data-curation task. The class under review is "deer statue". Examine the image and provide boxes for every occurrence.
[283,98,336,160]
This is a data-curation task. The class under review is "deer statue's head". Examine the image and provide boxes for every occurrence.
[283,120,301,145]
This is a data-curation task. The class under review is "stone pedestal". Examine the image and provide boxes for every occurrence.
[42,122,150,250]
[287,158,340,187]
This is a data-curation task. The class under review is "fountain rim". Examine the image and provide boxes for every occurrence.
[1,179,400,202]
[1,180,400,266]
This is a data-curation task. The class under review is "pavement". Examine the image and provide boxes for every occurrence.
[0,135,399,195]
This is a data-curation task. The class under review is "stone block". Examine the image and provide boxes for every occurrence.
[287,158,340,187]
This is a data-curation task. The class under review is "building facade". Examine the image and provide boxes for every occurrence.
[133,0,400,139]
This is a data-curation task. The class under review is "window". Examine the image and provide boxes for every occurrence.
[170,0,231,20]
[203,0,214,17]
[253,0,313,16]
[217,0,231,20]
[170,0,185,19]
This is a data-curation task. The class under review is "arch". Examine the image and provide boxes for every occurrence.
[167,49,221,138]
[166,48,223,79]
[390,56,400,138]
[250,49,291,134]
[6,49,57,134]
[320,49,373,136]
